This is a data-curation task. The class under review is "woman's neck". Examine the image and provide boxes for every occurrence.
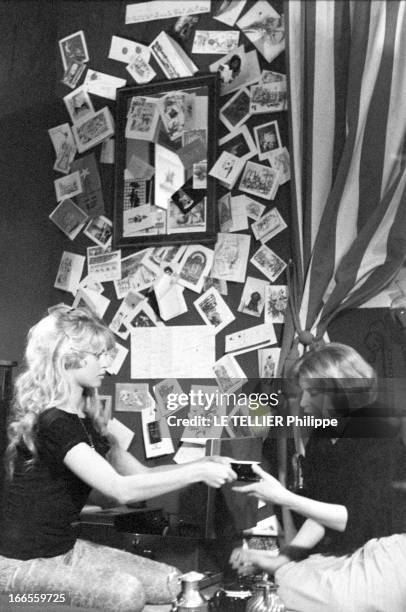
[59,384,86,417]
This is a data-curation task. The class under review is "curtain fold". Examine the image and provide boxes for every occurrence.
[283,0,406,357]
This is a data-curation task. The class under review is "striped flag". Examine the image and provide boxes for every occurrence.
[282,0,406,364]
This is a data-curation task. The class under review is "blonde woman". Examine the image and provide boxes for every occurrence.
[0,306,236,611]
[230,343,406,612]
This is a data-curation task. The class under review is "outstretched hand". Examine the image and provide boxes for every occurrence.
[229,546,281,576]
[232,464,290,506]
[200,458,237,488]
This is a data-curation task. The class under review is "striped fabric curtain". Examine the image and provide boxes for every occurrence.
[281,0,406,369]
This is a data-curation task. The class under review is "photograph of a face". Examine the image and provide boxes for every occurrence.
[59,30,89,70]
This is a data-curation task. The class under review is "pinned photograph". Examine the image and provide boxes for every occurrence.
[192,30,240,54]
[87,249,121,283]
[126,53,156,84]
[83,215,112,248]
[209,151,245,190]
[169,177,205,214]
[72,107,115,154]
[251,207,287,243]
[261,70,286,83]
[153,378,185,416]
[237,0,285,63]
[178,244,214,293]
[63,85,94,124]
[250,82,287,114]
[194,286,235,333]
[213,0,247,27]
[238,276,268,317]
[253,120,282,161]
[219,87,251,132]
[268,146,291,185]
[218,193,233,232]
[54,251,85,294]
[115,383,152,412]
[70,153,104,218]
[258,347,281,379]
[125,96,160,141]
[251,244,287,282]
[239,161,280,200]
[127,301,161,328]
[54,170,83,202]
[264,285,288,324]
[219,125,256,161]
[108,35,149,63]
[59,30,89,70]
[145,245,187,270]
[49,198,88,240]
[110,292,144,340]
[203,276,228,296]
[213,354,247,395]
[168,197,206,234]
[123,204,154,237]
[182,128,207,148]
[171,14,200,43]
[210,46,261,96]
[114,250,157,299]
[149,31,198,79]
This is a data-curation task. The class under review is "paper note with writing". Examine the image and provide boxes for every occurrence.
[126,1,210,24]
[225,323,277,353]
[131,326,215,378]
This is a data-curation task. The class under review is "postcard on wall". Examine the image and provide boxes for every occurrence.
[219,87,251,132]
[114,250,158,299]
[115,382,152,412]
[88,249,121,282]
[49,198,88,240]
[258,347,281,379]
[250,244,287,282]
[54,251,85,294]
[213,354,247,395]
[78,274,104,294]
[72,107,115,154]
[237,0,285,63]
[131,326,216,379]
[194,287,235,333]
[61,60,87,90]
[253,120,282,161]
[126,1,211,24]
[193,161,207,189]
[72,287,110,319]
[251,207,287,243]
[177,244,214,293]
[125,96,160,141]
[210,46,261,96]
[268,146,291,185]
[149,31,198,79]
[63,85,94,124]
[211,232,250,283]
[48,123,76,174]
[225,322,277,353]
[141,403,174,459]
[83,215,112,248]
[83,69,126,101]
[109,36,150,64]
[126,300,162,329]
[70,153,104,218]
[238,276,268,318]
[213,0,247,27]
[218,193,248,233]
[109,291,145,339]
[239,161,280,200]
[264,284,288,324]
[192,30,240,54]
[154,144,185,209]
[153,378,185,417]
[126,52,156,84]
[219,125,256,162]
[250,81,287,114]
[59,30,89,70]
[244,195,266,220]
[106,342,128,375]
[54,170,83,202]
[209,151,245,190]
[159,91,195,142]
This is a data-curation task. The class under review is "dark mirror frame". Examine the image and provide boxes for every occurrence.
[113,73,219,250]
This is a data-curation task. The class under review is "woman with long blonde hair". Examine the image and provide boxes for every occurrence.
[0,306,236,611]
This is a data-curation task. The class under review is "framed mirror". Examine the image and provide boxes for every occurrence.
[113,74,219,250]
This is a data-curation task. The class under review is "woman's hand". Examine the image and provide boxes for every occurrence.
[232,464,291,506]
[229,547,284,576]
[199,459,237,488]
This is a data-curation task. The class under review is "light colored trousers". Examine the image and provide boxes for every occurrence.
[0,539,181,611]
[275,534,406,612]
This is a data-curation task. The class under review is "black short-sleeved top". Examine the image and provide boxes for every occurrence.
[0,408,110,560]
[303,404,406,556]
